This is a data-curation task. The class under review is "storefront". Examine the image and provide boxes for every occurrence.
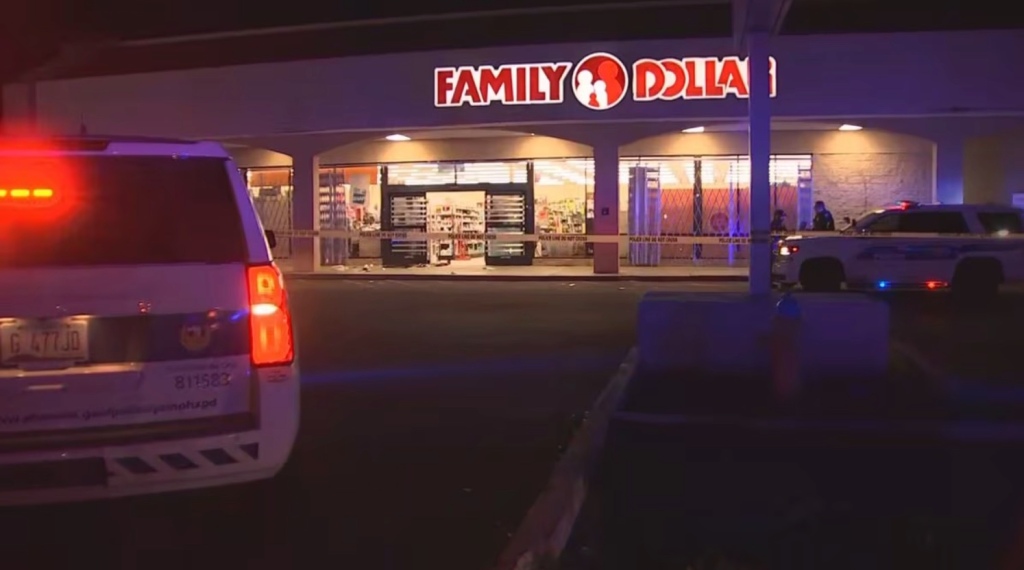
[235,126,935,271]
[4,29,1023,273]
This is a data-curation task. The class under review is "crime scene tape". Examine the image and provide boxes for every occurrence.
[270,229,1024,245]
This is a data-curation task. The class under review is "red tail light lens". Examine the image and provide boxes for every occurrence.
[247,264,294,367]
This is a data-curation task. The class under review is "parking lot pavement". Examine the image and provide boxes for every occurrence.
[563,287,1024,570]
[886,287,1024,385]
[4,280,1020,570]
[2,279,698,570]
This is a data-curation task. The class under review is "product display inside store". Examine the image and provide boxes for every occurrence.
[426,191,485,267]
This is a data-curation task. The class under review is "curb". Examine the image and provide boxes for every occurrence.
[284,273,749,283]
[491,349,637,570]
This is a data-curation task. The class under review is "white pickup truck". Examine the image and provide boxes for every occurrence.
[771,201,1024,298]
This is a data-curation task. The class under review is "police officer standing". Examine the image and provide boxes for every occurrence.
[771,209,788,233]
[812,200,835,231]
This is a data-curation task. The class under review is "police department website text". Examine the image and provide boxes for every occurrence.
[0,398,218,427]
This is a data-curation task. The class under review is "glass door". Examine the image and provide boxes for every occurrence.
[484,189,534,266]
[381,191,428,267]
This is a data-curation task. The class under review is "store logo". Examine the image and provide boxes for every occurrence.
[571,52,628,110]
[180,324,212,352]
[433,52,777,109]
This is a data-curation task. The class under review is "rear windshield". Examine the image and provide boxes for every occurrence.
[0,155,247,268]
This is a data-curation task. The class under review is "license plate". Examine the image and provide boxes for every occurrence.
[0,320,89,364]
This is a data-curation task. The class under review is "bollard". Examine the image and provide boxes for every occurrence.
[771,292,802,401]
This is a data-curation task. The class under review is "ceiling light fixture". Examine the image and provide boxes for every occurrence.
[838,124,863,131]
[385,133,411,141]
[682,126,705,134]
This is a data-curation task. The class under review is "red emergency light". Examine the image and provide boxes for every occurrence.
[0,188,54,200]
[0,152,79,222]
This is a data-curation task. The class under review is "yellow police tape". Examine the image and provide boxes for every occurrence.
[269,229,1024,245]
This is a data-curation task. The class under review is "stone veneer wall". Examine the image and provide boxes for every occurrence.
[812,151,933,224]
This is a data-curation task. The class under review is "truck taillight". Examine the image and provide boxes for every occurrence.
[247,263,294,368]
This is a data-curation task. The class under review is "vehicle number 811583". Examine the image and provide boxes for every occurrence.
[175,372,231,390]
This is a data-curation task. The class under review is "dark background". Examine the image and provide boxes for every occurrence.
[2,0,1023,84]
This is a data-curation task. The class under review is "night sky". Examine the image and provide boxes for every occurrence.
[0,0,1021,83]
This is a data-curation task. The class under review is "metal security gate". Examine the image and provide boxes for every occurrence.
[485,188,535,266]
[380,162,535,267]
[381,190,428,267]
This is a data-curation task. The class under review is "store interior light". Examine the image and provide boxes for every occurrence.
[385,134,411,141]
[682,126,705,134]
[383,156,813,187]
[838,124,863,131]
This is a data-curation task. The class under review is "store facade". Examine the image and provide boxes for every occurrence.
[3,29,1024,273]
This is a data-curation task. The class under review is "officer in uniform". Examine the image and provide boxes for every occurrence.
[812,200,836,231]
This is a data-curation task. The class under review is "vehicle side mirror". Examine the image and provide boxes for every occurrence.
[264,229,278,249]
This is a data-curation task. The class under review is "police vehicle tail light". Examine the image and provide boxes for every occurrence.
[779,244,799,256]
[925,280,947,290]
[247,263,294,368]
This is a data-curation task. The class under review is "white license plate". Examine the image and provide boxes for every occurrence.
[0,320,89,364]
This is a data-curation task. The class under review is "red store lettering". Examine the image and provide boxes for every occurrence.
[632,56,778,101]
[435,63,573,107]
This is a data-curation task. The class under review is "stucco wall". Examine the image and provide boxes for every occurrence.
[5,30,1023,139]
[1004,139,1024,205]
[964,133,1024,206]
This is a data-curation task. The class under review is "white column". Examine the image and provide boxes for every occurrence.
[290,151,320,272]
[592,142,620,274]
[747,32,772,296]
[934,136,965,204]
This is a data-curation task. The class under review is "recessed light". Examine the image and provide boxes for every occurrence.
[682,126,705,134]
[385,134,411,141]
[838,124,862,131]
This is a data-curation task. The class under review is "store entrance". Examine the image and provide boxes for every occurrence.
[427,191,486,268]
[381,168,535,268]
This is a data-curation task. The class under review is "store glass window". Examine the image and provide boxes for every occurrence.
[244,167,293,258]
[534,159,593,258]
[618,155,813,263]
[245,167,292,199]
[384,161,527,185]
[618,156,812,234]
[317,165,383,262]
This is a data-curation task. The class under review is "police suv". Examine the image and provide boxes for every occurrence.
[772,201,1024,297]
[0,136,298,505]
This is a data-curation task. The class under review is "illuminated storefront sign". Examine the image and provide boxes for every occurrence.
[434,52,777,110]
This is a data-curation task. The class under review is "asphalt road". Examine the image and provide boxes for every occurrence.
[3,280,1022,570]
